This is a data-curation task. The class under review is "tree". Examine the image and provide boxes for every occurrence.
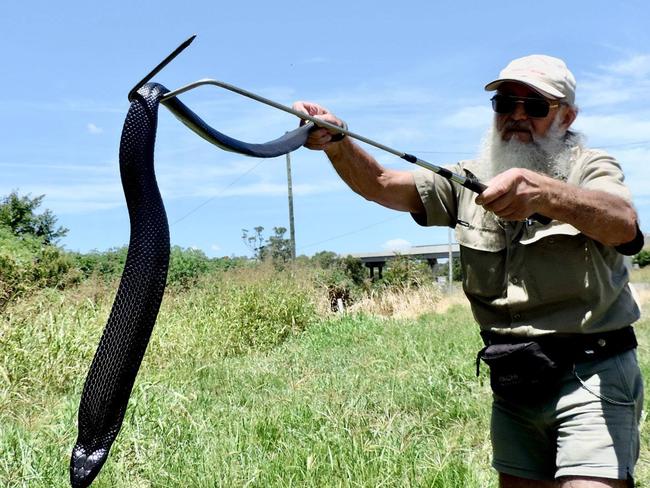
[264,226,292,263]
[0,191,68,244]
[242,226,265,260]
[242,226,292,264]
[311,250,338,269]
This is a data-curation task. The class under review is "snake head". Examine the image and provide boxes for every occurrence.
[70,445,108,488]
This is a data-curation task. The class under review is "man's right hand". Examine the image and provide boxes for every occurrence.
[292,101,347,151]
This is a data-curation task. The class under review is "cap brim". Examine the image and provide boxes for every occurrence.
[484,78,565,100]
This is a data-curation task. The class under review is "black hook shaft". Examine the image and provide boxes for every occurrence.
[127,34,197,102]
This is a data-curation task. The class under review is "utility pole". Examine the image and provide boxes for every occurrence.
[286,152,296,260]
[448,227,453,293]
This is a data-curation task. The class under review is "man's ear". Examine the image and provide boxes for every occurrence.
[560,105,578,130]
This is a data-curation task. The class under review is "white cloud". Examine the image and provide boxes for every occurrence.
[87,123,103,134]
[605,54,650,78]
[574,113,650,145]
[4,182,125,214]
[382,238,411,251]
[609,146,650,200]
[579,53,650,109]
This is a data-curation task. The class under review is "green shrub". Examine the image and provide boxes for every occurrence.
[70,247,128,280]
[312,256,370,312]
[634,249,650,268]
[70,246,242,287]
[311,250,338,269]
[214,274,317,355]
[167,246,211,287]
[339,255,367,286]
[0,227,78,308]
[380,255,434,290]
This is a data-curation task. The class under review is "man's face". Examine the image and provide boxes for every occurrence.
[494,82,566,143]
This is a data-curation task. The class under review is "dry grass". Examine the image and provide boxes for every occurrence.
[631,265,650,284]
[347,284,444,319]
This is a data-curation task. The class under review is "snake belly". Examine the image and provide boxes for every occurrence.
[70,83,170,488]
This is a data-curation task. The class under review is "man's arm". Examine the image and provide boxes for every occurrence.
[293,101,424,215]
[476,168,638,246]
[324,138,424,213]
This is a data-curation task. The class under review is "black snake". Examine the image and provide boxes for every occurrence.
[69,82,312,487]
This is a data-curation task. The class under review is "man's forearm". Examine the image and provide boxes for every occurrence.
[324,138,423,213]
[324,138,385,199]
[540,178,638,246]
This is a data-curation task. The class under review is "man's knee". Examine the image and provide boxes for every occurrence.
[499,472,630,487]
[499,472,556,487]
[557,476,628,487]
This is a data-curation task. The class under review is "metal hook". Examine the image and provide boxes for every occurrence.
[127,34,196,102]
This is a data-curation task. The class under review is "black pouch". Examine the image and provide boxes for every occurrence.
[476,341,568,403]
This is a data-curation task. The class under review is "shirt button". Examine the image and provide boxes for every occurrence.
[511,277,519,284]
[513,313,521,320]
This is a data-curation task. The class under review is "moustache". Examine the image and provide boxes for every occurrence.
[503,121,532,132]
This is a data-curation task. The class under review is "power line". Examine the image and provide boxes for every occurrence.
[297,214,403,252]
[170,158,266,226]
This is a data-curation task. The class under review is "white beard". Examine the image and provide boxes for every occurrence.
[475,117,581,181]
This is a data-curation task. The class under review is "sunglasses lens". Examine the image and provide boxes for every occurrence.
[491,95,513,114]
[491,95,551,118]
[524,99,550,117]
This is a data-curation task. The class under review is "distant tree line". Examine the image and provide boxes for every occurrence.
[0,191,472,311]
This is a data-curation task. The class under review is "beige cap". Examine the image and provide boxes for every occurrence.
[485,54,576,105]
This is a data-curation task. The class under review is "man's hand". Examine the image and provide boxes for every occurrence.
[475,168,548,221]
[292,101,347,151]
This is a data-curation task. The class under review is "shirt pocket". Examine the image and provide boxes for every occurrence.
[456,219,507,300]
[518,223,592,306]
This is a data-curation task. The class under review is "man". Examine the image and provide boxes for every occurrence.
[293,55,644,487]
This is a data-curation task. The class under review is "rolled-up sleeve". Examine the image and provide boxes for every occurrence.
[577,150,633,202]
[410,164,460,227]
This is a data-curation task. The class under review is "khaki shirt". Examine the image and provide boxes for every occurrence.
[411,145,640,336]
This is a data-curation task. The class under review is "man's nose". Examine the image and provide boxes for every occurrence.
[510,101,528,121]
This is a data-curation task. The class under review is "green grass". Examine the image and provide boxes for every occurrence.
[1,280,649,487]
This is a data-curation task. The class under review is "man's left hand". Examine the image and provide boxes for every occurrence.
[475,168,548,221]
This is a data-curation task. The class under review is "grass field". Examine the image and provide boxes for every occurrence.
[1,275,649,487]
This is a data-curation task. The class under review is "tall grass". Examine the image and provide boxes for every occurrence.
[1,269,648,487]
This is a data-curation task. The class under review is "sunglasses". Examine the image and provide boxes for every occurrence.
[490,94,560,118]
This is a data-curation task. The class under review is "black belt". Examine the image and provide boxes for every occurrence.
[480,326,637,363]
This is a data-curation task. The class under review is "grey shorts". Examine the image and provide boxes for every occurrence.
[491,349,644,483]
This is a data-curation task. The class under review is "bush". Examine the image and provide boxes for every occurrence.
[0,227,78,308]
[214,274,317,355]
[380,255,434,289]
[633,249,650,268]
[311,251,338,269]
[167,246,211,287]
[69,247,128,281]
[313,255,370,312]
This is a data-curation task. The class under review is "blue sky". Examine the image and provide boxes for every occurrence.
[2,1,649,258]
